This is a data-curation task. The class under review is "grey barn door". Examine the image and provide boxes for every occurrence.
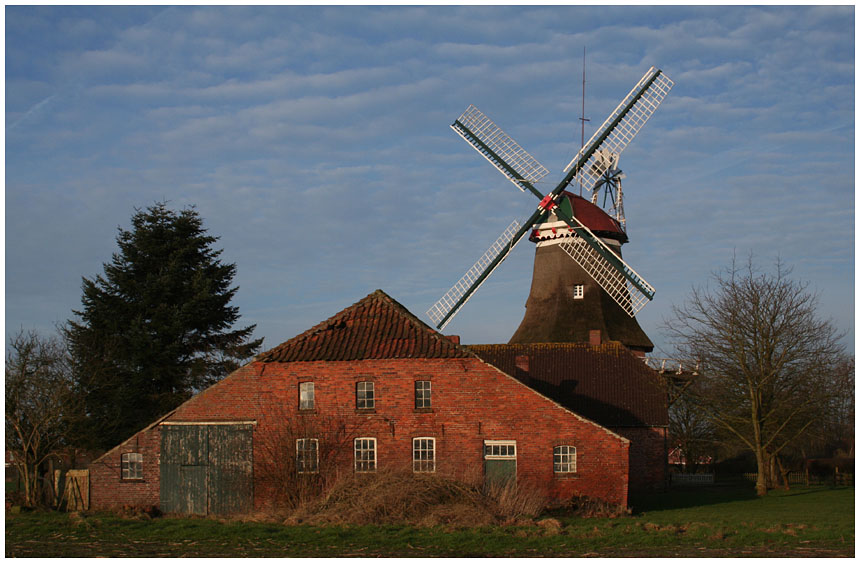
[160,424,253,515]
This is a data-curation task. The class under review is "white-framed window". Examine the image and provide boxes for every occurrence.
[413,437,435,472]
[414,380,431,409]
[299,381,315,410]
[354,437,377,472]
[356,381,375,409]
[573,284,584,299]
[554,445,577,473]
[296,438,319,474]
[121,452,143,480]
[484,440,516,459]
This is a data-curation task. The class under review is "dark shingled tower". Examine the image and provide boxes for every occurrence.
[509,192,653,354]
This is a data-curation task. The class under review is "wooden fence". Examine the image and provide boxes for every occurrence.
[670,473,714,485]
[741,471,854,486]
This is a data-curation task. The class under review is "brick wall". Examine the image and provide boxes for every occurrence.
[89,425,161,510]
[611,426,667,492]
[91,357,631,511]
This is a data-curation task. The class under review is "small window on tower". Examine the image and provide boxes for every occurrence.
[573,284,584,299]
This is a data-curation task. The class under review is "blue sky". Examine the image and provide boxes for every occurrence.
[5,6,855,357]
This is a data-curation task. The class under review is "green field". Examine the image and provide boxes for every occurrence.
[5,485,854,557]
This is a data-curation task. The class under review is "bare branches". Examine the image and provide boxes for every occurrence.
[663,255,846,495]
[5,329,80,507]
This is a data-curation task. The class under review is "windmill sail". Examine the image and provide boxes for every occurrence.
[564,66,673,194]
[427,220,526,330]
[428,67,672,330]
[556,213,654,316]
[451,105,549,198]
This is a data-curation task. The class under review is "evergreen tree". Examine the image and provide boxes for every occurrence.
[66,203,263,449]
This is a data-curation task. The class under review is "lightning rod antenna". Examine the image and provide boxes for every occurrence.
[578,46,590,197]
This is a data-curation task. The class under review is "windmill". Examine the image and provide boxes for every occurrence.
[426,67,673,348]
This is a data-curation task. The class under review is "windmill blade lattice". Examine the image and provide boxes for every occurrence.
[557,224,653,317]
[426,220,525,330]
[564,67,673,194]
[452,105,549,194]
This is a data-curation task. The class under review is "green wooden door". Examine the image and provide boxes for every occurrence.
[180,465,208,515]
[208,425,254,515]
[160,424,253,515]
[483,440,517,491]
[485,459,517,487]
[160,425,208,514]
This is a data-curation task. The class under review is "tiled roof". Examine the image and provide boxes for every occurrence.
[258,290,472,362]
[468,342,668,428]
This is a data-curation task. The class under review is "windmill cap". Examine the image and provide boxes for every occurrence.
[529,191,628,244]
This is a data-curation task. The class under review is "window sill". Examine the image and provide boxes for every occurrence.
[121,478,146,483]
[554,473,579,479]
[355,409,376,414]
[298,409,317,414]
[413,408,434,414]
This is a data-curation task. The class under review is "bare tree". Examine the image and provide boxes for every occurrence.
[664,256,845,496]
[669,389,716,473]
[5,330,80,507]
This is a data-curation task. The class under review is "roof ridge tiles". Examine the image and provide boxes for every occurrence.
[257,289,471,363]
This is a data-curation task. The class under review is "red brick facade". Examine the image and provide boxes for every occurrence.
[469,342,669,493]
[89,424,161,510]
[88,290,652,513]
[90,357,630,511]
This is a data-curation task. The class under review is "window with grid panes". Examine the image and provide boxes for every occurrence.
[414,380,431,408]
[356,381,375,409]
[553,445,577,473]
[483,441,516,458]
[296,439,319,473]
[573,284,584,299]
[299,381,315,410]
[354,437,376,472]
[121,452,143,480]
[412,437,435,472]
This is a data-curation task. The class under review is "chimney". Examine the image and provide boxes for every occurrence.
[445,335,460,345]
[589,330,602,347]
[515,355,529,373]
[515,355,530,382]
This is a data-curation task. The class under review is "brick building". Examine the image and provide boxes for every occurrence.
[89,290,632,514]
[468,341,668,492]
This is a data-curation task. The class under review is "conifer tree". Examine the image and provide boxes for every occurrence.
[66,203,262,448]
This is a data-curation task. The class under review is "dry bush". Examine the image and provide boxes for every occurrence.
[255,406,368,513]
[295,468,492,526]
[274,468,555,527]
[555,495,630,518]
[536,517,563,535]
[484,477,549,520]
[112,504,161,520]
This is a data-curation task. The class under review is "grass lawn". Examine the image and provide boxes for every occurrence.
[5,485,854,557]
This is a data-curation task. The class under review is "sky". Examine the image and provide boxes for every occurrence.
[5,5,855,358]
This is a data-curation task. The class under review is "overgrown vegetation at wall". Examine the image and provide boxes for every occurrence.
[252,407,561,526]
[279,468,553,527]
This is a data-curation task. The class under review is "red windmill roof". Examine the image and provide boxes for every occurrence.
[530,191,627,243]
[563,191,625,235]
